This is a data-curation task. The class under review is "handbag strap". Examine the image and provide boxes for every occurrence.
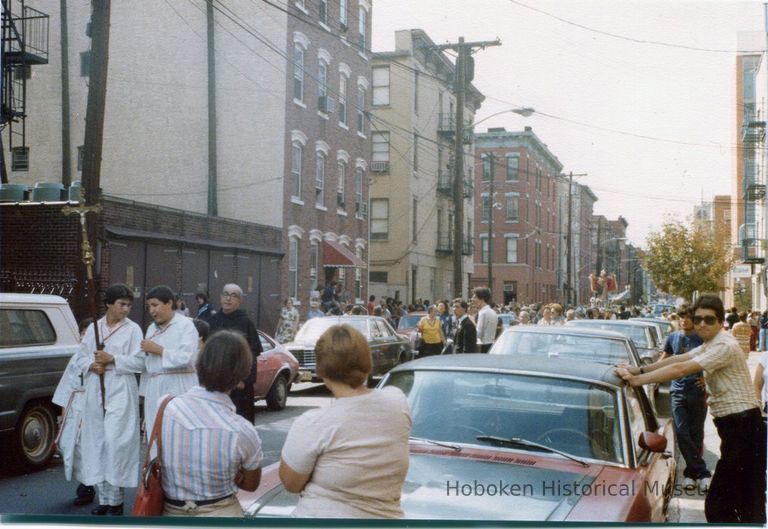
[142,395,175,470]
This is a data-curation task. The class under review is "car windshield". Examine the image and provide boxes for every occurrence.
[397,315,423,330]
[385,370,623,465]
[491,331,633,365]
[294,318,368,341]
[569,322,649,348]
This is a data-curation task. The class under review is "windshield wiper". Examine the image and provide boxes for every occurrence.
[409,436,462,451]
[475,435,589,467]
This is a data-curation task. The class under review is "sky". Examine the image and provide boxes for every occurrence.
[372,0,765,247]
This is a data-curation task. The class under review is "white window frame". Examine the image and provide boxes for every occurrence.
[505,234,518,263]
[291,141,303,200]
[506,154,520,181]
[372,66,390,106]
[372,131,390,163]
[337,160,346,209]
[339,0,348,28]
[338,72,348,126]
[357,85,366,135]
[293,44,305,103]
[315,151,326,208]
[505,192,520,222]
[288,238,299,299]
[355,167,364,218]
[371,198,389,240]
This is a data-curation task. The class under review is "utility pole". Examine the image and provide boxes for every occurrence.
[81,0,111,206]
[436,37,501,299]
[485,152,496,293]
[565,172,587,306]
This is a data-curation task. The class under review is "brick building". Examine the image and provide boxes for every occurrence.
[473,126,563,305]
[282,0,371,313]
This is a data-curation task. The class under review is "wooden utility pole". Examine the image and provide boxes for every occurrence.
[81,0,111,206]
[436,37,501,299]
[485,152,497,293]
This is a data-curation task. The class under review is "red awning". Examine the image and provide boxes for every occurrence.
[323,240,366,268]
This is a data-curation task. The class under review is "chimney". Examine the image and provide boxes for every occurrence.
[524,126,532,132]
[488,127,506,133]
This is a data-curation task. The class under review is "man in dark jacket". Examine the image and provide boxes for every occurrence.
[208,283,262,423]
[195,292,216,322]
[452,298,477,353]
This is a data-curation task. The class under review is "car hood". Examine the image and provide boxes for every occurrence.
[244,452,596,521]
[284,340,317,349]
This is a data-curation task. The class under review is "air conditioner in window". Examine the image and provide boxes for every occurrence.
[370,161,389,172]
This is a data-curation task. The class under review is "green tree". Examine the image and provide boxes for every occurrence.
[642,218,734,301]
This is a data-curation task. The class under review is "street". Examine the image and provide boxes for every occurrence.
[0,383,332,516]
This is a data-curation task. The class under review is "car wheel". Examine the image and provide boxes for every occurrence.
[14,401,57,470]
[266,374,289,411]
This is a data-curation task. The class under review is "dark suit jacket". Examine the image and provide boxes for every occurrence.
[454,316,478,353]
[208,309,263,423]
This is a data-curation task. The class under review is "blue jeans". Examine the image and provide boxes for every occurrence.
[759,328,768,351]
[671,390,710,480]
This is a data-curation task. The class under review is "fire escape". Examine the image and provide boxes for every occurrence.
[740,102,766,265]
[1,0,49,173]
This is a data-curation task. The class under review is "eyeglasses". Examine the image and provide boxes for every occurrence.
[692,315,718,326]
[221,291,241,299]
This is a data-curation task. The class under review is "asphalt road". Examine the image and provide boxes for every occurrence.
[0,383,331,516]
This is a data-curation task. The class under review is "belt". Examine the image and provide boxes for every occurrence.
[165,494,232,507]
[716,407,761,421]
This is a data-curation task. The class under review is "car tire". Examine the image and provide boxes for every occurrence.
[14,401,57,470]
[266,374,289,411]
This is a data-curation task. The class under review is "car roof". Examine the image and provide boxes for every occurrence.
[633,317,672,326]
[568,319,655,329]
[390,353,623,388]
[501,325,629,340]
[0,293,70,306]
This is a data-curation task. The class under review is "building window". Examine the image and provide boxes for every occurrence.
[355,168,364,217]
[372,66,390,106]
[371,199,389,240]
[337,161,346,208]
[295,0,305,9]
[315,152,326,207]
[370,271,388,283]
[309,242,319,290]
[480,236,489,264]
[412,197,418,243]
[291,141,303,199]
[358,6,367,51]
[11,147,29,171]
[318,0,327,24]
[356,85,366,134]
[293,44,304,102]
[339,0,348,28]
[481,193,490,222]
[288,238,299,299]
[77,145,84,172]
[80,51,90,77]
[372,132,389,165]
[338,73,347,125]
[505,193,519,222]
[506,236,518,263]
[482,155,492,181]
[506,155,519,181]
[318,59,329,113]
[535,240,541,268]
[413,133,419,172]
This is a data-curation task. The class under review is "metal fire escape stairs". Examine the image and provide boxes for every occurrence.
[1,0,49,152]
[741,102,766,267]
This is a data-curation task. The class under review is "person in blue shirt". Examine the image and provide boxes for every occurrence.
[661,304,711,491]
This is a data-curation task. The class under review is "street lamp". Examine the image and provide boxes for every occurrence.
[471,107,536,129]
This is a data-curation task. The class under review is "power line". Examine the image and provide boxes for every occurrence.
[505,0,766,54]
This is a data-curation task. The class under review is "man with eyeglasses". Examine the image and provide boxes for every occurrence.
[208,284,263,423]
[617,294,766,523]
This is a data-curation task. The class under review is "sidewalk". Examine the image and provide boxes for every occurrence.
[667,350,762,522]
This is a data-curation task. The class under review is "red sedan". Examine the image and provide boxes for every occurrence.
[254,331,300,411]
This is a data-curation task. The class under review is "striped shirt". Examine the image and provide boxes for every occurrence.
[161,386,263,501]
[690,330,760,417]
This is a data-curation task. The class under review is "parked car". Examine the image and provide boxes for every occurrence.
[566,319,662,363]
[284,316,412,381]
[238,354,676,521]
[254,331,300,411]
[490,325,663,413]
[0,293,79,469]
[497,313,519,330]
[632,317,674,343]
[396,311,427,354]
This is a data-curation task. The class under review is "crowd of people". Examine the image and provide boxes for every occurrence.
[51,280,768,522]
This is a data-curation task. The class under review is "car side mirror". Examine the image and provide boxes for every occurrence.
[638,431,667,453]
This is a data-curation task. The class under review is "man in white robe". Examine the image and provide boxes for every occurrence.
[110,285,199,454]
[77,284,143,516]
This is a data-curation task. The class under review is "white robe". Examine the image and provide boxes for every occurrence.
[52,354,86,483]
[116,313,199,442]
[75,318,143,488]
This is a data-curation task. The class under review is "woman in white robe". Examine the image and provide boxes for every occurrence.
[77,284,143,515]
